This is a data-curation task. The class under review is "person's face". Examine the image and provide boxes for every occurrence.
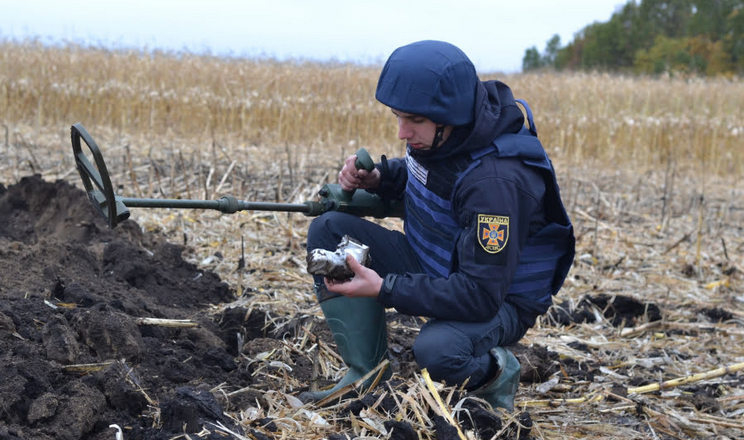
[392,109,452,150]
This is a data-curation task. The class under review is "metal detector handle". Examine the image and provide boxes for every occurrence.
[340,148,375,201]
[71,123,130,228]
[312,147,404,218]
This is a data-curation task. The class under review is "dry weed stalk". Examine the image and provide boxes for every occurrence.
[62,361,115,374]
[134,317,199,328]
[628,361,744,395]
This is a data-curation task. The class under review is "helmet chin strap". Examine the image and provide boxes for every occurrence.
[431,125,445,149]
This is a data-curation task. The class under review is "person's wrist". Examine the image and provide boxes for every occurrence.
[373,275,383,296]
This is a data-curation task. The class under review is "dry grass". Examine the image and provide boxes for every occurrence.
[505,72,744,176]
[2,40,744,439]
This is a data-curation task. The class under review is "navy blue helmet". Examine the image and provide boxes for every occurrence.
[375,40,478,126]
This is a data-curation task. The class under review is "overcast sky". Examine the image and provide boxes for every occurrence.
[1,0,626,73]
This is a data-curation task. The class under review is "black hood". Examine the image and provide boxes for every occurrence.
[409,80,525,163]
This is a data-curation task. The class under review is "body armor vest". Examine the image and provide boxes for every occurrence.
[404,112,574,317]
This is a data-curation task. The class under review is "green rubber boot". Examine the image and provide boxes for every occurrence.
[471,347,521,411]
[300,295,390,402]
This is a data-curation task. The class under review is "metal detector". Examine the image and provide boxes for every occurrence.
[70,123,403,228]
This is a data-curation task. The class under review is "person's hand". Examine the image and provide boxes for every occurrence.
[338,154,381,191]
[325,254,383,298]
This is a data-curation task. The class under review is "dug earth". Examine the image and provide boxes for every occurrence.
[0,175,304,439]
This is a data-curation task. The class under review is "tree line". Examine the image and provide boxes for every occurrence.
[523,0,744,76]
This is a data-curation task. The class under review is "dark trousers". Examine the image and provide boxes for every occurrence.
[307,211,526,389]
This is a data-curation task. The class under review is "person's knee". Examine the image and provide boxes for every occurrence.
[307,211,348,250]
[413,325,470,383]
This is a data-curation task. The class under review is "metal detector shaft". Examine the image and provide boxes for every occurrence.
[118,197,312,213]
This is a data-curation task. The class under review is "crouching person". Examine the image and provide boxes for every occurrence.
[300,40,575,411]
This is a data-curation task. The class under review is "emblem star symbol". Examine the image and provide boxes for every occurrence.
[481,223,504,245]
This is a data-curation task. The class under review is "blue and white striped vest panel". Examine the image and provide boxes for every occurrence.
[404,152,461,278]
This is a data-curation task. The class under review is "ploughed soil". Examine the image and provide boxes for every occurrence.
[0,176,671,439]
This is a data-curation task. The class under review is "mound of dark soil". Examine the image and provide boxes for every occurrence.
[0,175,301,439]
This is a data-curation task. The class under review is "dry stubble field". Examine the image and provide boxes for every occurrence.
[1,41,744,439]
